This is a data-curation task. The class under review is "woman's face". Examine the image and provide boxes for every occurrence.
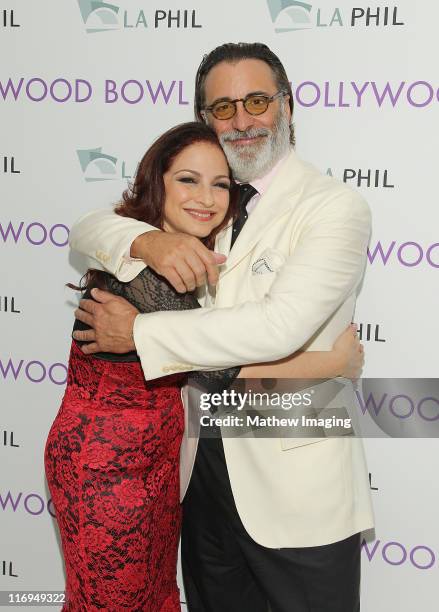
[163,142,231,238]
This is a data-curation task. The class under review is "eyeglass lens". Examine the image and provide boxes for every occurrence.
[212,95,270,119]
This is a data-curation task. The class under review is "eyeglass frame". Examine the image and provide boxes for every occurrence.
[201,90,288,121]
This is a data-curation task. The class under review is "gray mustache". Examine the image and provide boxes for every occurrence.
[221,127,271,143]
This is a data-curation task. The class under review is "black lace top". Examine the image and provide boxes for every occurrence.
[73,267,240,393]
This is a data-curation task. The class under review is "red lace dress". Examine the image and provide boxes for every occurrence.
[44,269,238,611]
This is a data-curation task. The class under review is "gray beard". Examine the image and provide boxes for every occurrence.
[218,107,291,182]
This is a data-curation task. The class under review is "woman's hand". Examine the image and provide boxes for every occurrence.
[332,323,364,379]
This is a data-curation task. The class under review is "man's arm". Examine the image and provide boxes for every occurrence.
[69,209,151,281]
[69,208,226,290]
[132,192,371,380]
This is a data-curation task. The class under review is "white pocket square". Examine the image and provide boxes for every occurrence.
[251,248,286,274]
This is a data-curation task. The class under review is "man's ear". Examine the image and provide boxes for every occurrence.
[200,110,208,124]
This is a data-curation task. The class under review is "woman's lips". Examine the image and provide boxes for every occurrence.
[184,209,215,222]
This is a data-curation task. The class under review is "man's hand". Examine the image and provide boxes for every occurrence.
[72,289,139,354]
[131,230,227,293]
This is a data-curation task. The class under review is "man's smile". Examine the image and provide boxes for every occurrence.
[226,134,267,146]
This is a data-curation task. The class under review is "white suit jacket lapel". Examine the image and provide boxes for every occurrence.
[215,222,233,260]
[218,150,305,279]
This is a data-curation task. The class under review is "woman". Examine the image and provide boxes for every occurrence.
[45,122,363,612]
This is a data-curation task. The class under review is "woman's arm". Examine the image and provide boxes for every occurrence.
[238,324,363,380]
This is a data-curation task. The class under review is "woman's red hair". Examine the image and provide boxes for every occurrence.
[74,122,238,291]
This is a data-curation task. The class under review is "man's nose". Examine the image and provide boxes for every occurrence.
[231,101,254,132]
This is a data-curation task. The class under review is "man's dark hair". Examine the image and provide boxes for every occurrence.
[194,42,295,146]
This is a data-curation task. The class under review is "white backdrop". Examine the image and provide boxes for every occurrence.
[1,1,438,610]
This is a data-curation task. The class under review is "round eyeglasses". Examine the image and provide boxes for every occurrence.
[202,90,287,121]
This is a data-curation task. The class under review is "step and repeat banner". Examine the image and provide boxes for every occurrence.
[1,1,438,610]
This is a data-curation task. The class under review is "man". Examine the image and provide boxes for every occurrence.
[70,43,373,612]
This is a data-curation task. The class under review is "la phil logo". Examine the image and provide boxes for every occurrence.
[0,429,19,448]
[327,168,394,188]
[367,241,439,268]
[267,1,404,33]
[1,156,20,174]
[77,147,133,182]
[0,221,69,247]
[1,561,18,578]
[0,296,21,314]
[0,358,67,385]
[357,324,386,342]
[1,9,20,28]
[77,0,201,33]
[362,538,438,570]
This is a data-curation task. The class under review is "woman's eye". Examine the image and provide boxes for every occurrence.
[178,177,196,184]
[215,182,230,190]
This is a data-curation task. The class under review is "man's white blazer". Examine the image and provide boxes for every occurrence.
[69,149,375,547]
